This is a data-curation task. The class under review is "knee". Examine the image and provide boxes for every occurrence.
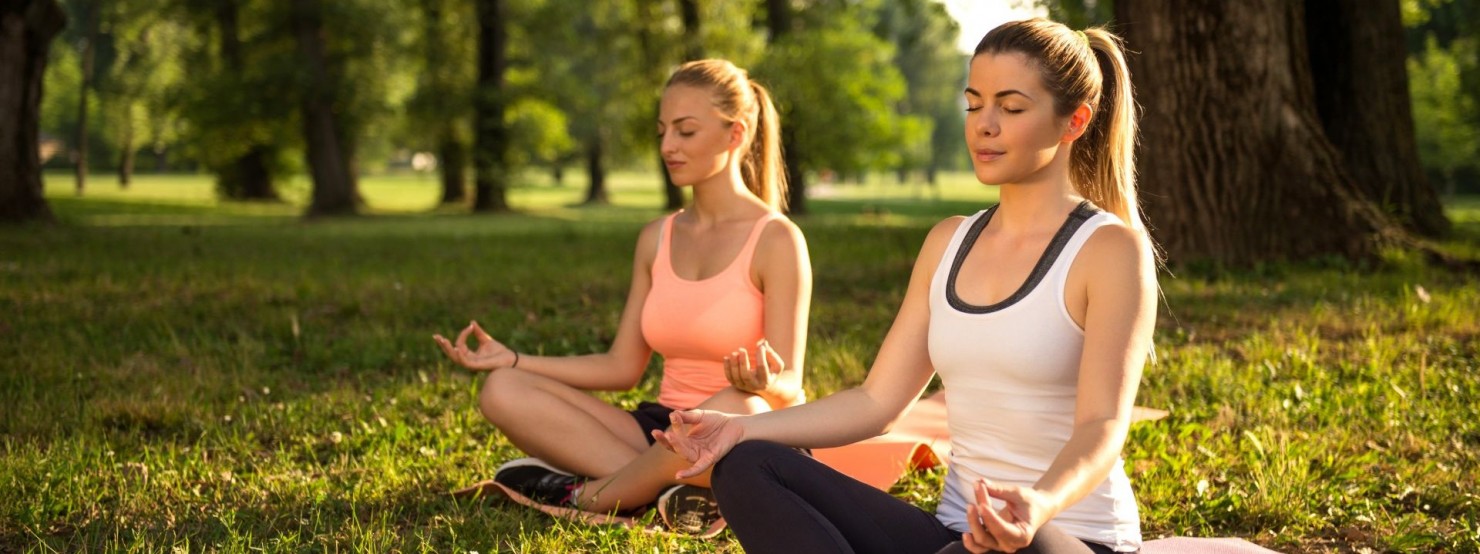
[477,369,529,424]
[712,440,793,494]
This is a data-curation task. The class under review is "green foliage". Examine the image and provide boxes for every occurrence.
[5,173,1478,551]
[757,17,912,174]
[1410,36,1480,194]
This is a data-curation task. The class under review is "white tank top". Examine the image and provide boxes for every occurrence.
[930,202,1141,552]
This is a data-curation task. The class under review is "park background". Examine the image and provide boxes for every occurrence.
[2,0,1478,552]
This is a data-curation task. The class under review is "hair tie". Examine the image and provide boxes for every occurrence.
[1075,30,1089,45]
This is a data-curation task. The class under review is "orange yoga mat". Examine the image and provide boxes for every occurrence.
[815,392,1171,492]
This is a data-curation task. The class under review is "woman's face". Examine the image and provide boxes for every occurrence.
[963,52,1075,187]
[658,85,741,187]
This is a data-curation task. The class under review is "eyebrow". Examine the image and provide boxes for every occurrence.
[963,87,1033,101]
[660,116,697,125]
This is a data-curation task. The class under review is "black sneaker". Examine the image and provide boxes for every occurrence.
[657,484,723,535]
[493,458,584,506]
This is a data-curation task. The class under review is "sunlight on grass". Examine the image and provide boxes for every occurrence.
[5,176,1478,552]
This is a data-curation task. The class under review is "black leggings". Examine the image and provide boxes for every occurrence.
[711,441,1121,554]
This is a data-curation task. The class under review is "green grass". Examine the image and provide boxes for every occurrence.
[2,171,1477,552]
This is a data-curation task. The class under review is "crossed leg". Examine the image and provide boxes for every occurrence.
[478,368,770,512]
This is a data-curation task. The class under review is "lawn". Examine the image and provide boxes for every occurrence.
[2,171,1476,552]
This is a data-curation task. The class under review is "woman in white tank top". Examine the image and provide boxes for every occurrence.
[654,19,1158,554]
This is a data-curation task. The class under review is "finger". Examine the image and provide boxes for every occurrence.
[676,452,715,479]
[470,321,494,345]
[754,340,771,385]
[724,352,742,389]
[966,505,999,552]
[433,335,455,357]
[977,495,1024,549]
[737,347,759,390]
[761,339,785,375]
[962,531,990,554]
[652,430,676,453]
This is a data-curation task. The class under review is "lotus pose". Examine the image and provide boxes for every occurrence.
[435,59,811,535]
[657,20,1155,553]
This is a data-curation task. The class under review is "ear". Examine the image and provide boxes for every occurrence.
[728,120,748,152]
[1062,103,1093,142]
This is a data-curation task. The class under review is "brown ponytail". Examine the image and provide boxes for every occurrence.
[666,60,790,211]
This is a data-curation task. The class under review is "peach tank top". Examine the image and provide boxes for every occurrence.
[641,212,776,410]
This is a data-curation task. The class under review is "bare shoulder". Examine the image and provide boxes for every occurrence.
[757,214,807,253]
[919,215,968,263]
[634,214,671,265]
[1079,219,1153,278]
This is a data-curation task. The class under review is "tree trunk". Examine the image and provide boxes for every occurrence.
[294,0,357,216]
[583,136,609,205]
[0,0,65,223]
[215,0,275,200]
[1116,0,1396,264]
[766,0,805,214]
[438,133,467,204]
[117,102,134,188]
[74,0,95,196]
[1305,0,1449,237]
[472,0,509,212]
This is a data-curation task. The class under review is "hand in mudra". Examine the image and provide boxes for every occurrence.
[433,321,515,372]
[652,409,745,479]
[724,339,784,394]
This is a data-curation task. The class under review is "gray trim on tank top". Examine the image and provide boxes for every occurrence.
[946,200,1099,314]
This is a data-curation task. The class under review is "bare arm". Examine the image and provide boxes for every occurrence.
[741,218,812,409]
[659,218,965,471]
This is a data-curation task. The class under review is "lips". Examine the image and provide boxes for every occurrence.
[974,148,1004,162]
[664,160,685,170]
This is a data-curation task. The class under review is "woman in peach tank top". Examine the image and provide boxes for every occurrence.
[433,59,811,534]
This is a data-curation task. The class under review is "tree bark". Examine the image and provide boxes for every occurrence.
[215,0,276,200]
[1116,0,1396,264]
[472,0,509,212]
[0,0,65,223]
[1305,0,1449,237]
[766,0,805,214]
[583,136,609,205]
[294,0,358,216]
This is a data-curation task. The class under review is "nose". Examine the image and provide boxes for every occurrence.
[974,111,998,138]
[660,131,678,155]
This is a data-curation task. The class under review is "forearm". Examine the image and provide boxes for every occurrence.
[512,351,645,391]
[1032,419,1128,517]
[738,387,902,449]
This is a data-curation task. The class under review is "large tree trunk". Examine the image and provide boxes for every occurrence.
[766,0,805,214]
[294,0,357,216]
[215,0,275,200]
[74,0,94,196]
[582,136,609,205]
[1305,0,1449,238]
[472,0,509,212]
[0,0,65,223]
[1116,0,1396,264]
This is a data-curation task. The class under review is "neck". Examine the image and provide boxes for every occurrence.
[689,164,757,224]
[994,153,1080,234]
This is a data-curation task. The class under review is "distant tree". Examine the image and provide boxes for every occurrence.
[0,0,67,223]
[757,6,911,193]
[872,0,965,186]
[292,0,358,216]
[472,0,510,212]
[408,0,474,204]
